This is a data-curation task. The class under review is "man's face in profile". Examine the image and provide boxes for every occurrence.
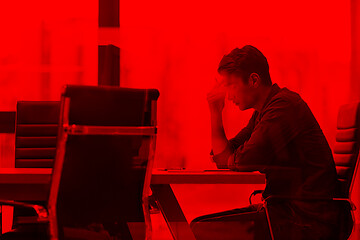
[219,73,258,111]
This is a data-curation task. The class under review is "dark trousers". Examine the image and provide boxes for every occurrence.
[190,203,347,240]
[190,204,271,240]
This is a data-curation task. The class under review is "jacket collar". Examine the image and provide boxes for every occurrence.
[259,83,280,113]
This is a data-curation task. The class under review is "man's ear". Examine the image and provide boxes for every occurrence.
[249,73,261,88]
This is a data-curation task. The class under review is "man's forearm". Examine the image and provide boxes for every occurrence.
[210,111,229,155]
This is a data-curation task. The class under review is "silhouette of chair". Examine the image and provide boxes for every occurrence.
[0,85,159,240]
[13,101,60,228]
[15,101,60,168]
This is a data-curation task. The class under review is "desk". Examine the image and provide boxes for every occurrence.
[151,169,265,240]
[0,168,265,239]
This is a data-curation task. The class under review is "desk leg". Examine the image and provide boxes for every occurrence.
[151,184,196,240]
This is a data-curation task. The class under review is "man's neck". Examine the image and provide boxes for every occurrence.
[253,85,273,112]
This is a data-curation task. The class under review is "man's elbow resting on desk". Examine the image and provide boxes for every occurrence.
[213,153,260,172]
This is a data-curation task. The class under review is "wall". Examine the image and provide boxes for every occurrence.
[0,0,357,237]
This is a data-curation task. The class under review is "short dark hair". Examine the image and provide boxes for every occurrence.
[218,45,272,86]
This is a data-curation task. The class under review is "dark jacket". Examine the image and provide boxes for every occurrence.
[212,83,352,238]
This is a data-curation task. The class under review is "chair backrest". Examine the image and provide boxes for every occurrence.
[15,101,60,168]
[48,85,159,240]
[333,102,360,198]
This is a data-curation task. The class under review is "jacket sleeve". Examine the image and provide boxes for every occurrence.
[228,98,300,171]
[211,111,258,169]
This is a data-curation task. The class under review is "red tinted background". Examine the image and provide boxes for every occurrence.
[0,0,358,238]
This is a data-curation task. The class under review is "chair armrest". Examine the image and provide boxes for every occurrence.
[0,200,48,221]
[263,195,356,211]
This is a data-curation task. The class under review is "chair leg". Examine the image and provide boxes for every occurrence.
[263,203,275,240]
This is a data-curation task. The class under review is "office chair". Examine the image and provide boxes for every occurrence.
[0,85,159,240]
[15,101,60,168]
[12,101,60,229]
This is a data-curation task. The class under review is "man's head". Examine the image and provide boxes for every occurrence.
[218,45,272,111]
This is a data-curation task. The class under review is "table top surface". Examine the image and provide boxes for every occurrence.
[0,168,266,184]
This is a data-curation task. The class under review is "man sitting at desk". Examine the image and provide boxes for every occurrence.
[190,45,353,240]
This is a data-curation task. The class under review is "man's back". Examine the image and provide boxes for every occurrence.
[256,84,338,199]
[212,84,342,233]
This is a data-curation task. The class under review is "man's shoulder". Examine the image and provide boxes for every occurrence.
[268,87,303,108]
[263,86,315,125]
[259,86,311,121]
